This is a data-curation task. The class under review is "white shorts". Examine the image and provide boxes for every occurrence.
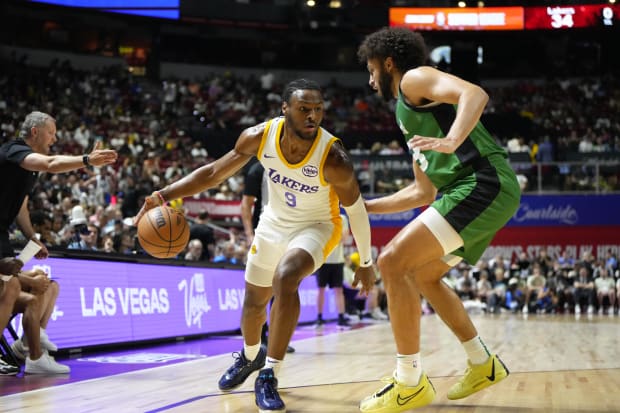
[418,207,465,268]
[245,219,340,287]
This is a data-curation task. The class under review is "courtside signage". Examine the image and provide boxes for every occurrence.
[8,259,337,350]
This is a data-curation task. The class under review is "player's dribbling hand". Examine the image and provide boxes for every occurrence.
[133,193,159,226]
[352,266,376,296]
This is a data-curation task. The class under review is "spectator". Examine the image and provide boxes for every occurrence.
[486,267,508,314]
[184,239,204,261]
[594,267,615,315]
[523,264,546,314]
[573,266,595,315]
[212,241,239,265]
[189,212,215,261]
[101,235,116,253]
[67,224,99,251]
[0,111,116,374]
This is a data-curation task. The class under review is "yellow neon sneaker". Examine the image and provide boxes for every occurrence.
[447,354,509,400]
[359,373,435,413]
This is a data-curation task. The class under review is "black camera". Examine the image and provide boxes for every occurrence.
[74,224,91,235]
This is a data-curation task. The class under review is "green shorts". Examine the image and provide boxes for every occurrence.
[431,155,520,264]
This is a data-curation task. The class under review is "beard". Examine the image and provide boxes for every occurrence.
[379,70,394,103]
[285,112,317,141]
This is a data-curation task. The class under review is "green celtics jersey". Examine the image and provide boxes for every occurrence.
[395,90,508,192]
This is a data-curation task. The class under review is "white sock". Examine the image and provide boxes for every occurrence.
[244,342,261,361]
[462,336,491,365]
[396,353,422,386]
[265,357,283,376]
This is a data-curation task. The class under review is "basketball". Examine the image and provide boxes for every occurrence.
[137,206,190,259]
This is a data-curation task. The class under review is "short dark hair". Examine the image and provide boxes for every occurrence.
[357,27,428,72]
[282,78,322,104]
[31,210,51,226]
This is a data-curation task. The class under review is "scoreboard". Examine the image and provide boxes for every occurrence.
[525,5,618,30]
[390,4,620,31]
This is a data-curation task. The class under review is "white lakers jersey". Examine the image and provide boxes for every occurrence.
[257,117,342,228]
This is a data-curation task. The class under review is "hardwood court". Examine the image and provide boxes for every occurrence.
[1,314,619,413]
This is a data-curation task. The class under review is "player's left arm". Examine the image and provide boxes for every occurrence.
[403,66,489,154]
[324,142,376,295]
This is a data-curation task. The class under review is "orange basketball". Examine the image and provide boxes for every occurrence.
[137,206,190,259]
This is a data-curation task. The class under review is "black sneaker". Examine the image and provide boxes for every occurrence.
[218,346,266,391]
[286,345,295,354]
[337,318,351,329]
[255,368,285,412]
[0,358,20,376]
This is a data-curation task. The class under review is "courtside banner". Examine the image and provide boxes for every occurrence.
[361,225,620,262]
[9,258,337,350]
[364,195,620,227]
[508,194,620,226]
[486,226,620,261]
[389,7,525,31]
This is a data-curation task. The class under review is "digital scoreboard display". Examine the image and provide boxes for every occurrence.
[525,5,619,29]
[390,7,524,31]
[390,4,620,31]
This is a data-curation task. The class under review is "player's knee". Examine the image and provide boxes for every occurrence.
[273,271,299,295]
[376,247,403,282]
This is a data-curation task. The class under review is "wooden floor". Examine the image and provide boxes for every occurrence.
[1,313,619,413]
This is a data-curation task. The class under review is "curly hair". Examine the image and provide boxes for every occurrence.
[357,27,428,72]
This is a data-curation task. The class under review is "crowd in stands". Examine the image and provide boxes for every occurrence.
[337,246,620,322]
[443,249,620,316]
[1,56,619,266]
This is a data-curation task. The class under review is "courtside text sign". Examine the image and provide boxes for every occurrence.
[15,258,336,350]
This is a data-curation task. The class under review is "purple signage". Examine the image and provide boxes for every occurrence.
[364,194,620,228]
[507,194,620,226]
[9,258,337,350]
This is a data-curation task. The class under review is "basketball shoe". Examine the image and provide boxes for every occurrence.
[0,358,19,376]
[359,372,435,412]
[10,338,29,360]
[218,345,266,391]
[255,368,285,412]
[447,354,509,400]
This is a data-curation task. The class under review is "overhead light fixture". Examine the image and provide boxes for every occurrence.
[458,1,466,7]
[307,0,316,7]
[329,0,342,8]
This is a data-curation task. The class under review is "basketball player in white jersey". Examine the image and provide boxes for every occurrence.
[135,79,376,413]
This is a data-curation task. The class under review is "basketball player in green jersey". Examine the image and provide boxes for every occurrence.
[356,27,520,412]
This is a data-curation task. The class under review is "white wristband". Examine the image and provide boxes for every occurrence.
[343,195,373,268]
